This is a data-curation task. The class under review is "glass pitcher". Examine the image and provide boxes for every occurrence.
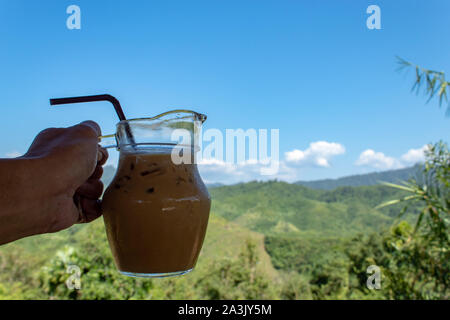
[101,110,211,278]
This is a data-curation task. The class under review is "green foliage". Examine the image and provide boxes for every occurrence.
[397,57,450,114]
[345,232,388,300]
[309,259,350,300]
[383,222,449,299]
[37,223,156,300]
[371,142,449,299]
[195,240,279,299]
[396,56,449,114]
[278,271,312,300]
[379,142,449,241]
[0,246,43,299]
[345,221,449,300]
[264,235,344,274]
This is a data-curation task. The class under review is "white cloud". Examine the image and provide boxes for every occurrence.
[355,145,428,170]
[198,140,345,184]
[5,151,22,158]
[400,145,428,164]
[285,141,345,167]
[198,159,296,184]
[355,149,402,170]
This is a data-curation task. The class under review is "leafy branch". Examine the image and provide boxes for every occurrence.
[376,142,449,242]
[396,56,450,115]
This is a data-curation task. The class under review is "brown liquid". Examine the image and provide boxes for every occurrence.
[102,151,211,274]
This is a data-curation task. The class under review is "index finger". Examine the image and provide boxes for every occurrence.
[97,146,108,165]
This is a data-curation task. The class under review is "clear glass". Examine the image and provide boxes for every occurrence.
[102,110,211,278]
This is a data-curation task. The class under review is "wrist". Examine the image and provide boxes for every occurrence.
[0,156,61,243]
[0,157,40,243]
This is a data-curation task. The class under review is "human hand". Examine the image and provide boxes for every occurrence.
[24,121,108,232]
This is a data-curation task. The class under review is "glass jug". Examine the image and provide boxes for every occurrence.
[101,110,211,278]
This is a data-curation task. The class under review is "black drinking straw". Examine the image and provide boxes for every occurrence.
[49,94,135,146]
[50,94,126,121]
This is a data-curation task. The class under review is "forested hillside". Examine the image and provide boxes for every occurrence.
[296,165,421,190]
[210,181,415,237]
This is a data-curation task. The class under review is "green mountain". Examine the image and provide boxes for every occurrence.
[295,164,422,190]
[209,180,410,238]
[209,181,421,277]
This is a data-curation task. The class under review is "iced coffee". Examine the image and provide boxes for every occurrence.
[102,149,211,276]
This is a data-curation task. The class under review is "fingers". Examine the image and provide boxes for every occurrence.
[90,147,108,179]
[67,121,107,224]
[75,177,103,224]
[97,146,108,166]
[66,122,107,183]
[76,179,104,200]
[90,165,103,180]
[77,198,102,223]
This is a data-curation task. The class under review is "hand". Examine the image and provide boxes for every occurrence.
[24,121,108,231]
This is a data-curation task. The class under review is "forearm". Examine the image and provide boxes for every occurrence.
[0,157,55,245]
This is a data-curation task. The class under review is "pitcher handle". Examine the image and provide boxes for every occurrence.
[99,134,118,149]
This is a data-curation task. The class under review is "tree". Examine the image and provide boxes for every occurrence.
[376,142,449,299]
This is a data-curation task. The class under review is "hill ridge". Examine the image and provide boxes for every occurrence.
[295,164,422,190]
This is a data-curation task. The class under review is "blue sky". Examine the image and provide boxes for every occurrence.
[0,0,449,183]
